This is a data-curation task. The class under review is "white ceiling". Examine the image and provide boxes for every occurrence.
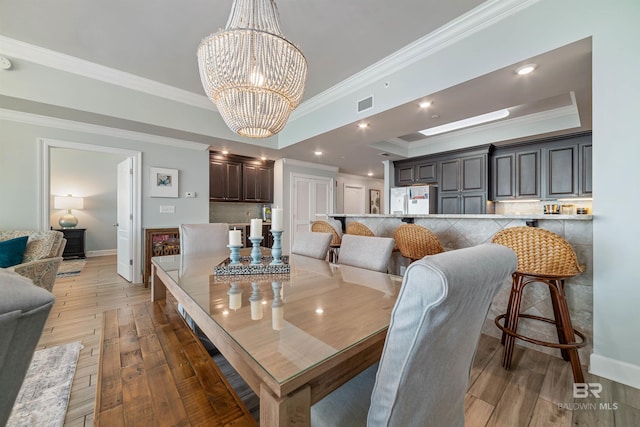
[0,0,592,178]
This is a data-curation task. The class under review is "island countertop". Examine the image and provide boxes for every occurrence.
[328,213,592,221]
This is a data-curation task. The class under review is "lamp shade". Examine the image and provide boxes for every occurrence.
[54,196,84,210]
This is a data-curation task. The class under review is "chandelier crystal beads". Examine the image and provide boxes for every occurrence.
[197,0,307,138]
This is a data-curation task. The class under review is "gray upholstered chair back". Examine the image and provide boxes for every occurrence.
[291,232,332,260]
[338,234,394,272]
[312,243,517,427]
[179,223,230,258]
[0,269,55,426]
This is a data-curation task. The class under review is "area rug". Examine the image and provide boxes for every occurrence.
[7,341,83,427]
[56,259,86,277]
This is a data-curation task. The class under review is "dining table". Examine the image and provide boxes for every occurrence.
[150,248,403,427]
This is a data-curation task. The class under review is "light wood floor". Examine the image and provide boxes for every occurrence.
[38,256,639,426]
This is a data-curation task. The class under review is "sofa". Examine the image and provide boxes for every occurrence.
[0,230,66,292]
[0,269,56,426]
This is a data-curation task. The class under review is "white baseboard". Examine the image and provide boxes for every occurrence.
[86,249,116,257]
[590,353,640,390]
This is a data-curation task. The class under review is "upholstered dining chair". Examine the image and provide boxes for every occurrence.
[311,243,517,427]
[311,220,342,262]
[393,223,445,263]
[491,226,586,383]
[338,234,394,273]
[291,232,333,260]
[178,223,229,354]
[345,221,375,237]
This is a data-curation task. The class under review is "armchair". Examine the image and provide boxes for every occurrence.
[0,230,66,292]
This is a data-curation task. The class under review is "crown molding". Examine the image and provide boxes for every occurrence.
[281,158,339,172]
[290,0,538,121]
[0,108,210,151]
[0,36,215,111]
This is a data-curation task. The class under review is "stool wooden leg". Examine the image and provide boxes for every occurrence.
[502,274,525,370]
[501,273,518,345]
[549,280,570,361]
[555,286,585,383]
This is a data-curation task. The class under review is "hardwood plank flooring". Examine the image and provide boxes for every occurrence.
[37,256,639,426]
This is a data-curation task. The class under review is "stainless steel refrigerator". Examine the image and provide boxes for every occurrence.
[389,185,438,214]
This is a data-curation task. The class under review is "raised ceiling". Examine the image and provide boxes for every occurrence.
[0,0,591,178]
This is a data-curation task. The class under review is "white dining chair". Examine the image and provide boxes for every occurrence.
[178,223,229,354]
[291,231,333,260]
[311,243,517,427]
[338,234,394,272]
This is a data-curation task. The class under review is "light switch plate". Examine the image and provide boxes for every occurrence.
[159,205,175,213]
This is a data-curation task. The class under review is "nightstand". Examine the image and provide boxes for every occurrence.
[55,228,86,259]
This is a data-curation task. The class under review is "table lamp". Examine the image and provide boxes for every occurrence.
[54,194,84,228]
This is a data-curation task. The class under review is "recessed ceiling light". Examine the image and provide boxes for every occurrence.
[367,172,373,176]
[221,150,229,155]
[358,123,368,129]
[515,64,537,75]
[419,101,432,108]
[260,156,267,160]
[419,109,510,136]
[314,151,323,156]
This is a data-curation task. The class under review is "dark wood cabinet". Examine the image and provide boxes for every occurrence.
[396,165,415,185]
[492,148,540,200]
[545,144,578,198]
[243,163,273,202]
[210,159,242,201]
[143,227,179,287]
[55,228,86,259]
[580,143,592,195]
[210,152,274,203]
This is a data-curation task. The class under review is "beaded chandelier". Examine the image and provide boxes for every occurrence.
[197,0,307,138]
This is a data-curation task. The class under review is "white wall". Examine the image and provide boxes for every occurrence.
[50,148,126,252]
[335,173,384,214]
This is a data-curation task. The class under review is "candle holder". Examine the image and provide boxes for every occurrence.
[249,236,264,265]
[228,282,242,309]
[250,282,263,320]
[270,230,283,265]
[227,244,242,265]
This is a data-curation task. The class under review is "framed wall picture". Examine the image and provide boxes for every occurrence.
[150,167,179,198]
[369,189,381,213]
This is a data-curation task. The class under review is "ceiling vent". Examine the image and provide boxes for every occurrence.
[357,95,374,113]
[398,132,426,142]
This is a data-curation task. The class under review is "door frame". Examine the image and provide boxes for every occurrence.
[39,138,143,284]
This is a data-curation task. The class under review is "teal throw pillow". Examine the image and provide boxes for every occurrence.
[0,236,29,268]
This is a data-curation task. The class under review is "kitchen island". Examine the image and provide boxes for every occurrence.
[328,213,593,362]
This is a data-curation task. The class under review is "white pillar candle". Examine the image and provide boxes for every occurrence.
[250,218,263,238]
[229,228,242,246]
[272,306,284,330]
[271,207,283,231]
[250,300,263,320]
[229,292,241,310]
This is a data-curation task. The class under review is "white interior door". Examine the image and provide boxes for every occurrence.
[343,185,366,214]
[117,158,133,281]
[291,175,333,251]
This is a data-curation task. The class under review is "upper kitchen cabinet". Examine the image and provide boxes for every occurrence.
[210,158,242,201]
[491,132,592,201]
[395,161,437,185]
[542,133,592,199]
[210,151,274,203]
[492,148,541,200]
[243,162,274,202]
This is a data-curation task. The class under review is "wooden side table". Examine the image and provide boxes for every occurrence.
[55,228,86,259]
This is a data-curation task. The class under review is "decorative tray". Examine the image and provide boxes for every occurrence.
[213,255,290,276]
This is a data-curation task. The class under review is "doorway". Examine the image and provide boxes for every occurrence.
[39,138,142,283]
[343,184,366,214]
[290,174,334,251]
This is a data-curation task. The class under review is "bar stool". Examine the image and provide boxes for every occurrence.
[491,226,586,383]
[345,221,375,237]
[393,224,444,263]
[311,220,342,263]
